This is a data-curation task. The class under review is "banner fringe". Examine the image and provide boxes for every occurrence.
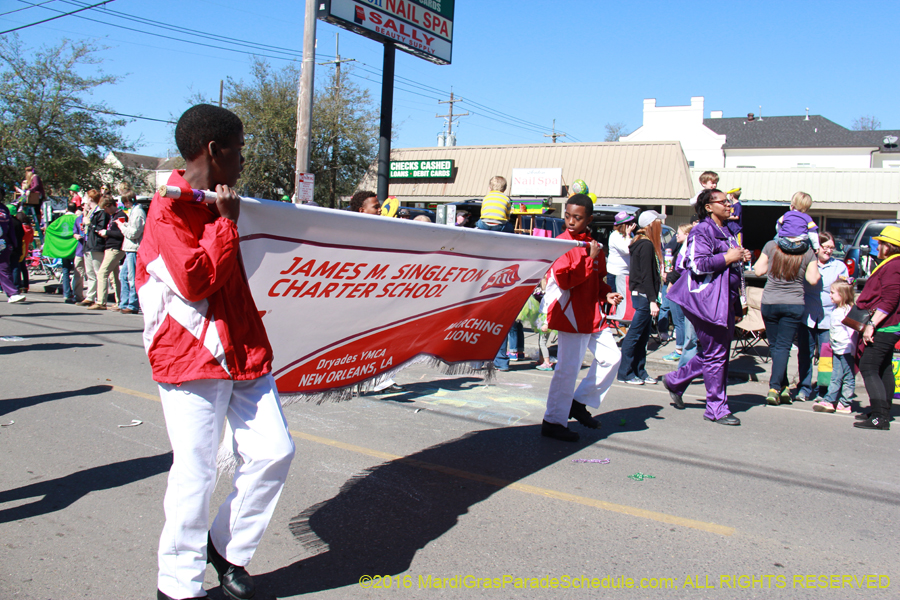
[279,355,495,406]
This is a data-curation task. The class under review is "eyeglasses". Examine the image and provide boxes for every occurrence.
[709,199,732,206]
[821,245,835,252]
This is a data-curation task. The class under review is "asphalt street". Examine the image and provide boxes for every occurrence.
[1,289,898,600]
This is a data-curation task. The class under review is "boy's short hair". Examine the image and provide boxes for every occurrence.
[565,193,593,215]
[489,176,507,192]
[99,195,116,209]
[699,171,719,185]
[349,190,376,212]
[86,189,101,202]
[67,202,78,212]
[175,104,244,161]
[790,191,812,212]
[121,192,136,204]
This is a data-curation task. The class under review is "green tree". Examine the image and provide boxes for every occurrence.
[311,65,378,208]
[224,58,378,207]
[224,59,300,200]
[0,35,132,198]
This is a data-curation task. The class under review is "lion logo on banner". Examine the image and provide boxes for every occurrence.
[480,264,521,292]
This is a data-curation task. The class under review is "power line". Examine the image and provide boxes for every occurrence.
[65,104,176,124]
[15,1,575,141]
[0,0,112,35]
[0,0,59,18]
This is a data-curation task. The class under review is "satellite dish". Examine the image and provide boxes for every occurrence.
[884,135,898,146]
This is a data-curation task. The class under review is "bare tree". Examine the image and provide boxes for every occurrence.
[851,115,881,131]
[604,122,628,142]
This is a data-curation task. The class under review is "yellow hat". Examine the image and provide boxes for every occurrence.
[726,187,741,195]
[873,225,900,247]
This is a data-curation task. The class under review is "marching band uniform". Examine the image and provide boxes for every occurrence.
[664,217,744,421]
[138,170,294,599]
[543,228,621,427]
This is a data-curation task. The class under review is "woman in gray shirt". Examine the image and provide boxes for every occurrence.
[753,240,820,405]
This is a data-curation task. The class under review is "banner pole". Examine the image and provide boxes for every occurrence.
[377,42,395,203]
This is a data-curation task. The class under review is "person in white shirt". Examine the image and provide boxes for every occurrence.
[815,280,858,414]
[607,212,635,320]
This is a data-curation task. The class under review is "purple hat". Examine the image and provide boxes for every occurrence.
[614,211,634,225]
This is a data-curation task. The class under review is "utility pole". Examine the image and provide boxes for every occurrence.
[218,80,223,107]
[294,0,317,204]
[318,33,356,208]
[436,90,469,145]
[544,119,566,143]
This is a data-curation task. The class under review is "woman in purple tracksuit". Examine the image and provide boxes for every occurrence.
[663,189,752,425]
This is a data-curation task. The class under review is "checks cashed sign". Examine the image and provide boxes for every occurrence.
[318,0,454,65]
[237,199,578,397]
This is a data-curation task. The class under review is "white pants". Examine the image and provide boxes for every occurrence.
[544,329,621,426]
[157,374,295,599]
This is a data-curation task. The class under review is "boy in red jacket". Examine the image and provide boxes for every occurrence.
[138,104,295,600]
[542,194,623,442]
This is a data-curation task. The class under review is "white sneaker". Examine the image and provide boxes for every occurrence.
[8,294,25,303]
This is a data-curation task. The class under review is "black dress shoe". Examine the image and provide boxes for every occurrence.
[541,420,579,442]
[855,412,895,422]
[853,416,890,430]
[207,535,255,600]
[569,401,601,429]
[157,591,204,600]
[704,413,740,426]
[663,377,684,409]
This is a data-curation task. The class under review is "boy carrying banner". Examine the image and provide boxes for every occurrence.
[138,104,295,600]
[542,194,624,442]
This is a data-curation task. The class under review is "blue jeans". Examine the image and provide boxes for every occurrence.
[507,320,524,356]
[824,353,855,406]
[657,285,671,339]
[618,294,652,381]
[797,324,829,399]
[60,257,74,300]
[12,259,28,290]
[476,220,514,233]
[761,303,805,391]
[669,299,685,350]
[493,334,510,370]
[119,252,139,311]
[678,314,698,368]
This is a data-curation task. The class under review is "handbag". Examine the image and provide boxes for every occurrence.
[25,191,41,205]
[841,305,872,333]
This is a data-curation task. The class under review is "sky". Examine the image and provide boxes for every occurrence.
[2,0,897,159]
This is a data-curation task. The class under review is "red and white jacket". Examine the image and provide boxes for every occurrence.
[136,170,272,384]
[546,229,613,334]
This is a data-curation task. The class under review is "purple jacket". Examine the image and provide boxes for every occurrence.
[667,218,743,328]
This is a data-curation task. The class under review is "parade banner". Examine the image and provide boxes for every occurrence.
[237,199,578,398]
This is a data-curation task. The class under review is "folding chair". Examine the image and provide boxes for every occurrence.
[732,286,768,361]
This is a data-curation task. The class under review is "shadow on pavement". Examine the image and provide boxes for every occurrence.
[0,342,102,355]
[0,452,172,524]
[371,377,484,404]
[0,384,113,417]
[254,405,662,597]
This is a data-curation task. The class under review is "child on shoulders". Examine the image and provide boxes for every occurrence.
[775,191,819,253]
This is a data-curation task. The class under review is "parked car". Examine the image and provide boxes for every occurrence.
[397,207,435,222]
[843,219,900,281]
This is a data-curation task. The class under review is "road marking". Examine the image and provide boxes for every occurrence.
[110,384,735,535]
[291,430,735,537]
[111,385,160,402]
